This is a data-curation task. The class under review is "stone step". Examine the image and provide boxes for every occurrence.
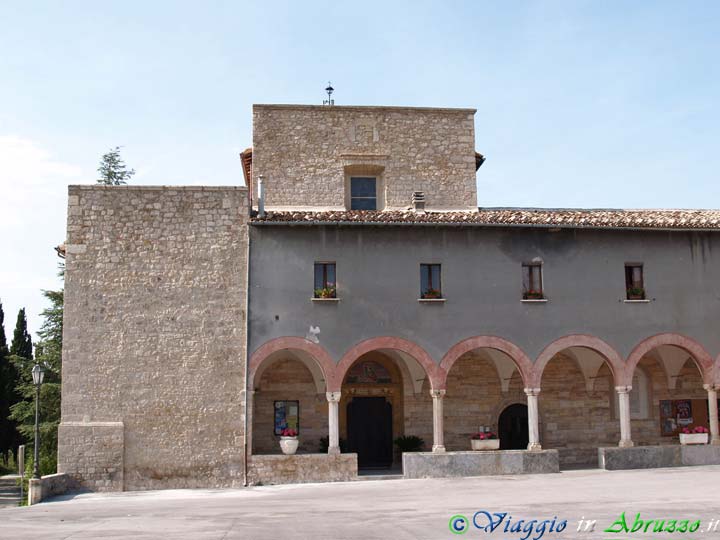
[0,476,21,508]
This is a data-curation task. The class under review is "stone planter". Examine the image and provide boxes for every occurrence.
[279,436,299,455]
[679,433,709,445]
[471,439,500,451]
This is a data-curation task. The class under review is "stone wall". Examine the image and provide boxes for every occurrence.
[247,454,357,485]
[59,185,249,490]
[28,473,71,505]
[252,105,478,211]
[57,422,124,491]
[403,450,559,479]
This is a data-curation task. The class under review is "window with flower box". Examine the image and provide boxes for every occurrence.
[420,264,442,299]
[522,262,544,300]
[625,263,645,300]
[314,262,336,299]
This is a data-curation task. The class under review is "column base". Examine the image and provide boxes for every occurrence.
[328,446,341,455]
[432,445,446,453]
[527,443,542,451]
[619,439,634,448]
[711,438,720,446]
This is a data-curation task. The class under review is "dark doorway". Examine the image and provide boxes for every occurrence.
[346,397,393,468]
[498,403,529,450]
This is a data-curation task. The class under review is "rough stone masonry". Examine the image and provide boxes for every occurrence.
[59,185,249,491]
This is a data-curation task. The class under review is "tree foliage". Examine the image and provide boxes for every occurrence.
[0,300,21,462]
[97,146,135,185]
[10,291,62,475]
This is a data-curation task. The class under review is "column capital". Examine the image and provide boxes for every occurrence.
[614,386,632,394]
[326,392,341,403]
[430,389,446,399]
[524,387,541,396]
[703,384,719,392]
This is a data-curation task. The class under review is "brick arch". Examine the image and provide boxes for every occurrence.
[334,337,441,393]
[714,354,720,386]
[438,336,533,390]
[248,337,336,391]
[625,333,714,386]
[531,334,625,388]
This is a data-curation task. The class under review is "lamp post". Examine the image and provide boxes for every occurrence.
[31,364,45,479]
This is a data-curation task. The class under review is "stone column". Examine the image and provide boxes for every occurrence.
[616,386,634,448]
[326,392,341,455]
[431,389,446,453]
[704,384,719,446]
[525,388,542,451]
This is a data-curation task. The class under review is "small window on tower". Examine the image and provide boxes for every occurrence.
[350,177,377,210]
[625,264,645,300]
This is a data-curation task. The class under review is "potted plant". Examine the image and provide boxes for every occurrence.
[314,284,337,299]
[421,288,442,299]
[470,431,500,450]
[626,286,645,300]
[279,428,299,455]
[394,435,425,453]
[523,290,544,300]
[679,426,709,445]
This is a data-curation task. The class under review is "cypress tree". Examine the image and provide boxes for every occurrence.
[0,300,17,461]
[10,308,33,360]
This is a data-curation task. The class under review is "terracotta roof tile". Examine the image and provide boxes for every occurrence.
[252,208,720,230]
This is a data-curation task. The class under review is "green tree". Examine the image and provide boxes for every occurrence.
[10,292,62,475]
[10,308,33,360]
[97,146,135,185]
[0,300,21,463]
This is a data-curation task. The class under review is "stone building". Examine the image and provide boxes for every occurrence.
[58,104,720,491]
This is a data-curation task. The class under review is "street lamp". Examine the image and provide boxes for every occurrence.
[31,363,45,479]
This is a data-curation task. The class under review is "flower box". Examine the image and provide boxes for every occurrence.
[679,433,708,445]
[279,436,299,454]
[471,439,500,451]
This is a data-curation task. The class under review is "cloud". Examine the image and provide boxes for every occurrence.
[0,136,83,334]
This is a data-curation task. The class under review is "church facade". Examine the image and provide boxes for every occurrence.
[58,104,720,491]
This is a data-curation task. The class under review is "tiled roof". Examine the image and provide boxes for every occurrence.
[252,208,720,230]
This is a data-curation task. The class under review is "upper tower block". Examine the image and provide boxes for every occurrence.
[251,104,480,212]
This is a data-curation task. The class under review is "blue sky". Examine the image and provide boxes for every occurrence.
[1,0,719,335]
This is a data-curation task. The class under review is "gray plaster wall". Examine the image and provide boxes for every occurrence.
[249,224,720,364]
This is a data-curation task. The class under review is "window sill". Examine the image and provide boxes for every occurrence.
[311,297,341,302]
[521,299,547,303]
[418,298,446,303]
[624,299,650,303]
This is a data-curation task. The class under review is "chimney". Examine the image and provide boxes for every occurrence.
[412,191,426,214]
[257,175,265,218]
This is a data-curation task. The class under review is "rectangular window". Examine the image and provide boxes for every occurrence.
[522,263,544,299]
[274,400,299,435]
[350,177,377,210]
[625,264,645,299]
[420,264,442,298]
[314,262,336,298]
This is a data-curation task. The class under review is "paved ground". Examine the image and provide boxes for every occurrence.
[3,466,720,539]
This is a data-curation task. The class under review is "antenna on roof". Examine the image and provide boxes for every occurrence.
[323,82,334,106]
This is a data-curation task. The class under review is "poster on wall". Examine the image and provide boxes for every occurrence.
[274,400,300,435]
[676,400,693,426]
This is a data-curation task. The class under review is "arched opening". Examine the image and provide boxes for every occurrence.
[441,345,528,451]
[534,336,624,469]
[252,353,327,455]
[627,341,714,445]
[498,403,529,450]
[340,352,406,470]
[248,338,335,456]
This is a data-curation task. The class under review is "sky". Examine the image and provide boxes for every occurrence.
[1,0,719,338]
